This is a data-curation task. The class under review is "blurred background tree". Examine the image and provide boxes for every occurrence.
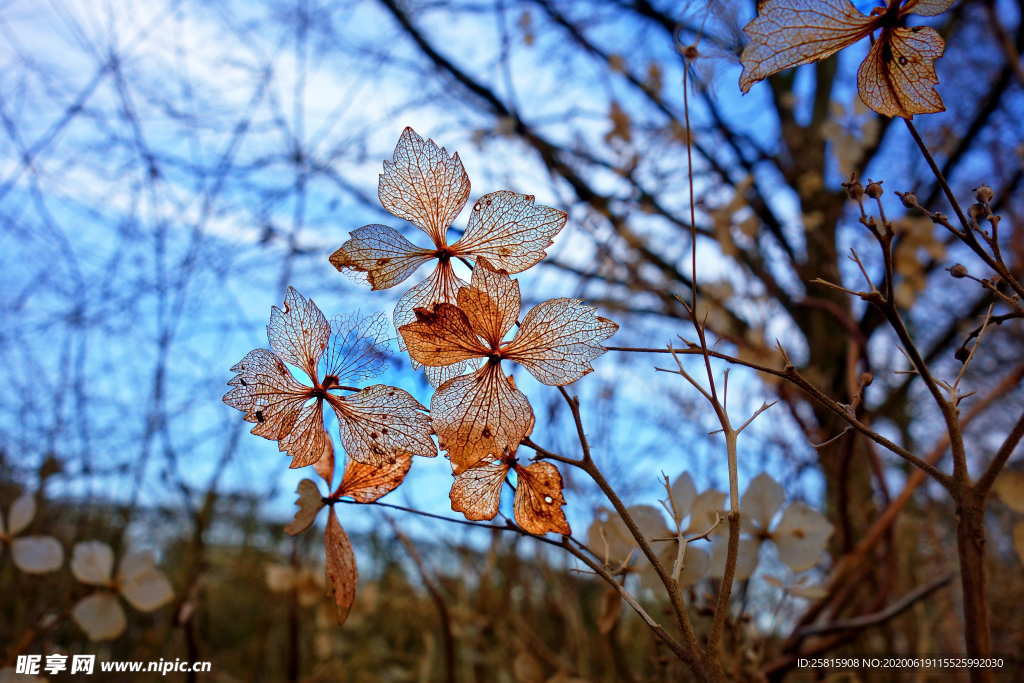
[1,0,1022,680]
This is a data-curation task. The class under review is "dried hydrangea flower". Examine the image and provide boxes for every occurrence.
[224,288,436,469]
[331,127,567,385]
[399,259,617,472]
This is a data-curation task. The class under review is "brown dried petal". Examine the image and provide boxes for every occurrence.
[504,298,619,385]
[857,26,945,118]
[456,259,520,347]
[738,0,874,93]
[336,452,413,503]
[378,127,470,247]
[329,224,433,291]
[330,384,437,467]
[280,400,334,469]
[285,479,325,536]
[267,287,331,380]
[313,439,335,487]
[513,461,570,535]
[325,507,358,625]
[321,312,390,385]
[900,0,955,17]
[224,348,311,445]
[399,303,489,368]
[451,191,567,273]
[449,456,510,521]
[432,363,534,473]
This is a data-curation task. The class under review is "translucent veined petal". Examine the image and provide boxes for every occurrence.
[451,191,567,273]
[378,127,470,247]
[739,0,875,93]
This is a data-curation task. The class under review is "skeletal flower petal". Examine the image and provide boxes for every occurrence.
[330,384,437,467]
[72,592,126,641]
[329,224,433,291]
[279,401,334,469]
[400,303,490,368]
[451,190,567,273]
[709,535,762,581]
[513,462,571,535]
[503,298,618,386]
[669,472,698,527]
[456,259,521,347]
[378,127,470,247]
[684,489,726,535]
[336,452,413,503]
[857,26,945,118]
[267,287,331,380]
[324,507,358,625]
[285,479,325,536]
[901,0,956,17]
[430,364,535,473]
[450,456,510,522]
[738,0,874,93]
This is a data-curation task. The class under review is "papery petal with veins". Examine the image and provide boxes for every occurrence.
[329,224,433,290]
[279,402,333,469]
[267,287,330,379]
[857,26,945,118]
[72,592,126,641]
[450,456,509,521]
[378,127,470,246]
[320,313,391,386]
[285,479,325,536]
[504,298,619,385]
[223,348,309,438]
[738,0,874,94]
[457,258,521,347]
[330,385,437,467]
[902,0,956,16]
[738,0,950,118]
[512,462,570,535]
[401,303,490,368]
[430,364,534,473]
[324,508,358,625]
[685,489,726,535]
[336,452,412,503]
[452,191,567,273]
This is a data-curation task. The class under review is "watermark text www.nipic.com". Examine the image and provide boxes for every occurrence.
[16,654,213,676]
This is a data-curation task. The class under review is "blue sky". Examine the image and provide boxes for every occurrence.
[2,0,998,576]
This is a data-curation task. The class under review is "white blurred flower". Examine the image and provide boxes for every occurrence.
[0,494,63,574]
[710,473,833,578]
[70,542,174,641]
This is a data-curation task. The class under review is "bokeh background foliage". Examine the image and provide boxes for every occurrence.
[1,0,1023,680]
